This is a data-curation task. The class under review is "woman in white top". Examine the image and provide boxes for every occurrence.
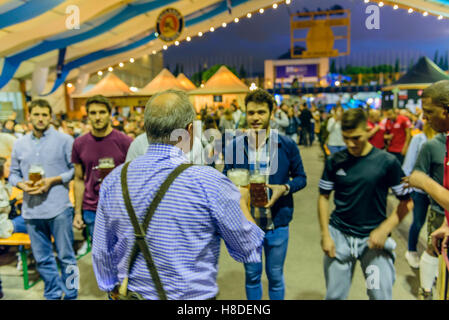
[326,106,346,154]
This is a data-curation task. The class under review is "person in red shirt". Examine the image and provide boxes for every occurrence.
[367,109,386,149]
[384,108,412,164]
[406,80,449,256]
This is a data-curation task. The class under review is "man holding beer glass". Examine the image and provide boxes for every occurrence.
[9,100,78,300]
[72,95,132,240]
[223,89,307,300]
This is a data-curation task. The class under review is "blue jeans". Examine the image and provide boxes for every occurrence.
[12,215,27,233]
[25,207,78,300]
[324,224,396,300]
[83,210,96,240]
[244,226,289,300]
[328,145,347,154]
[408,192,430,252]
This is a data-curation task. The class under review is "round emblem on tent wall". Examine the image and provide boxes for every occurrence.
[156,8,184,42]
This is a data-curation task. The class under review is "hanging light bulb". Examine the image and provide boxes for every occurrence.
[286,0,291,4]
[273,3,278,9]
[222,22,227,27]
[186,36,191,41]
[234,17,239,23]
[378,2,384,7]
[210,27,215,32]
[364,0,369,3]
[67,83,73,88]
[152,50,157,54]
[97,71,103,76]
[259,8,264,14]
[129,58,135,63]
[119,62,124,68]
[393,4,398,9]
[108,67,113,72]
[163,45,168,50]
[423,11,428,16]
[408,8,413,13]
[247,13,252,18]
[438,15,443,20]
[198,31,203,37]
[175,41,180,46]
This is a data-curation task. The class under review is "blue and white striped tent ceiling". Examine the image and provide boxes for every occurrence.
[0,0,282,93]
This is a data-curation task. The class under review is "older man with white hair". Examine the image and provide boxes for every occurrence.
[92,89,264,300]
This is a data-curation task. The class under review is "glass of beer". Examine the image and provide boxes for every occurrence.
[29,164,44,186]
[250,173,268,207]
[227,169,249,188]
[97,157,115,182]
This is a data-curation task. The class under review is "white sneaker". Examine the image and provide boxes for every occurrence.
[405,251,420,269]
[16,253,22,272]
[76,241,88,256]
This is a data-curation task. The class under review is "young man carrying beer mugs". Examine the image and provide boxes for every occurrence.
[223,89,307,300]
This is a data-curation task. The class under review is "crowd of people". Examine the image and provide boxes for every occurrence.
[0,80,448,300]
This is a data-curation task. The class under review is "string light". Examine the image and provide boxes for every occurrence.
[97,71,103,76]
[209,27,215,32]
[67,83,73,88]
[198,31,203,37]
[286,0,291,4]
[163,45,168,50]
[273,3,278,9]
[222,22,227,27]
[175,41,180,46]
[259,8,264,14]
[423,11,428,16]
[119,62,124,67]
[186,36,191,41]
[439,15,443,20]
[247,13,252,18]
[393,4,398,9]
[364,0,369,3]
[234,17,239,23]
[129,58,135,63]
[378,2,384,7]
[408,8,413,13]
[152,50,157,54]
[108,67,113,72]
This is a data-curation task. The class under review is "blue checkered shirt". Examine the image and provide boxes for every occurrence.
[92,144,264,300]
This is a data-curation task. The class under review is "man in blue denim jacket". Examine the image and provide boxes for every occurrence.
[223,89,307,300]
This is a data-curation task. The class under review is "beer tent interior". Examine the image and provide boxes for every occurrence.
[382,56,449,109]
[189,65,249,113]
[69,72,145,119]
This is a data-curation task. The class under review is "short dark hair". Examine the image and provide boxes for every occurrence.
[341,108,367,131]
[0,157,5,178]
[245,89,275,113]
[422,80,449,110]
[85,95,112,113]
[29,99,52,115]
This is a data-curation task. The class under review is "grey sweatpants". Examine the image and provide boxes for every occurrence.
[324,224,396,300]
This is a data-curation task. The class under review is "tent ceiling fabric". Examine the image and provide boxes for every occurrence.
[177,73,197,90]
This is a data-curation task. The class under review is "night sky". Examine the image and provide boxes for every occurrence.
[164,0,449,76]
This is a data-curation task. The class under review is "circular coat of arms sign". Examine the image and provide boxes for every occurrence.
[156,8,184,42]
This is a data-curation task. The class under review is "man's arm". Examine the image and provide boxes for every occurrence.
[73,163,86,230]
[369,198,413,249]
[408,171,449,211]
[318,194,336,258]
[367,124,380,139]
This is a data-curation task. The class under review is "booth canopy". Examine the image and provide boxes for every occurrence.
[71,72,132,97]
[383,56,449,90]
[137,68,186,95]
[177,73,197,91]
[189,65,249,95]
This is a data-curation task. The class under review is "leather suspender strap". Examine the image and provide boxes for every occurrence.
[120,162,193,300]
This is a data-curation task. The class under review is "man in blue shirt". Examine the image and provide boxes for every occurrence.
[223,89,307,300]
[9,99,77,300]
[93,90,264,300]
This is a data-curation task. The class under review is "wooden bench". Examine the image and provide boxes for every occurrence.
[0,233,39,290]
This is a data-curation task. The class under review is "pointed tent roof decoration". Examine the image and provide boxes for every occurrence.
[71,72,132,97]
[176,73,197,91]
[137,68,186,95]
[384,56,449,90]
[189,65,249,95]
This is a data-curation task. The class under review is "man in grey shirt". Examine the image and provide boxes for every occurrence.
[9,100,78,300]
